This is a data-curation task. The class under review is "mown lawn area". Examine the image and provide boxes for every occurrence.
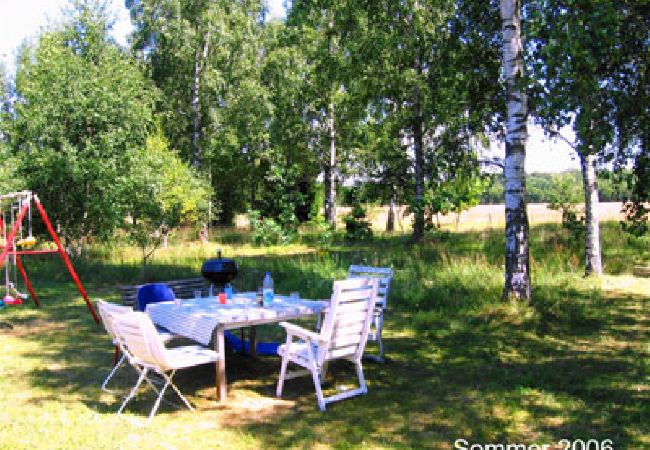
[0,222,648,449]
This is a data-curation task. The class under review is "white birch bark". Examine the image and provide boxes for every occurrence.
[501,0,531,300]
[324,13,337,227]
[581,153,603,275]
[325,99,337,226]
[191,33,210,169]
[411,15,425,240]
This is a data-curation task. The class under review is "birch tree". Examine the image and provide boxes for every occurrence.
[352,0,501,242]
[285,0,350,227]
[526,0,644,275]
[128,0,270,223]
[501,0,531,299]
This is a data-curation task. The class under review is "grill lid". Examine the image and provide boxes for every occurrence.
[201,249,238,285]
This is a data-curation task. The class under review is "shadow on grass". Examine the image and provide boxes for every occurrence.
[1,232,648,448]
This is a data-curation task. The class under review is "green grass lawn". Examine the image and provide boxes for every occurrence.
[0,223,648,449]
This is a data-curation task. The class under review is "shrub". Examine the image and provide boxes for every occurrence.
[248,210,295,246]
[344,204,373,241]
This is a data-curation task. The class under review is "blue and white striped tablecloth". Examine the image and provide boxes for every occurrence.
[146,293,328,346]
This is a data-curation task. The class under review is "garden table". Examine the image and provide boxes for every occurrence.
[145,293,328,401]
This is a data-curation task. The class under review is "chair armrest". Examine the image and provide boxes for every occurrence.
[279,321,326,343]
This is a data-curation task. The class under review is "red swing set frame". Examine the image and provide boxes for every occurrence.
[0,191,99,324]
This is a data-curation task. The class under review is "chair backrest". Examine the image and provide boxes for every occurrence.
[111,311,171,371]
[97,299,133,344]
[348,265,393,310]
[136,283,175,312]
[318,277,379,364]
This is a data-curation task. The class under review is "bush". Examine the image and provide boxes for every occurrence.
[310,217,335,248]
[344,204,373,241]
[248,210,295,246]
[547,174,585,240]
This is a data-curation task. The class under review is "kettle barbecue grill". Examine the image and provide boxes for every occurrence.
[200,249,238,290]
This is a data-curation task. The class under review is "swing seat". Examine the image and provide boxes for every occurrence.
[16,236,36,248]
[2,295,22,306]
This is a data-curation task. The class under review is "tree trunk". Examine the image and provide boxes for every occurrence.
[191,33,210,169]
[580,153,603,275]
[501,0,531,300]
[412,108,425,241]
[324,14,337,227]
[386,193,396,232]
[324,99,337,227]
[410,1,425,241]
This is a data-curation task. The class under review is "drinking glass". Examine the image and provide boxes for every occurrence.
[256,286,263,306]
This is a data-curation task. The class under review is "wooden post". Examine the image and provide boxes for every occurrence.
[214,326,227,401]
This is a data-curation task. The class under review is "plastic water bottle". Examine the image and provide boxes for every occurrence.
[262,272,274,306]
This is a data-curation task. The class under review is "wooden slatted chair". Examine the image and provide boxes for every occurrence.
[110,311,221,420]
[276,277,379,411]
[347,265,393,362]
[96,300,174,393]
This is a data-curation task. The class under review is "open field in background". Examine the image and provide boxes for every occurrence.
[365,202,627,233]
[235,202,627,233]
[0,222,648,448]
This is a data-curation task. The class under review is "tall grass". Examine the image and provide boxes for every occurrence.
[0,221,648,448]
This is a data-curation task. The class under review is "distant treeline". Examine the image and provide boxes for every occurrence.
[481,171,634,204]
[339,170,634,207]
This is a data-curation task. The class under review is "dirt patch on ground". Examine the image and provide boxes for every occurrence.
[210,390,297,426]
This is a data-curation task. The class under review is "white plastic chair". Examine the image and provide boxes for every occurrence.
[110,311,221,420]
[347,265,393,362]
[96,300,174,393]
[276,277,379,411]
[97,300,174,394]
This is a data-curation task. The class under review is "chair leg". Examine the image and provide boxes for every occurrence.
[376,314,385,360]
[149,370,184,420]
[306,344,325,411]
[363,316,386,363]
[355,359,368,394]
[320,361,329,384]
[102,353,127,393]
[376,331,385,361]
[276,338,292,397]
[163,371,194,411]
[113,345,120,366]
[118,367,148,416]
[148,372,172,419]
[310,365,325,412]
[276,357,289,398]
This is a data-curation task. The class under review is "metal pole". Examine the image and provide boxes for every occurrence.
[0,201,29,272]
[2,209,8,295]
[32,195,99,324]
[16,256,39,307]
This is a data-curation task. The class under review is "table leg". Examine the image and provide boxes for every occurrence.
[249,326,257,358]
[239,327,246,354]
[214,326,227,401]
